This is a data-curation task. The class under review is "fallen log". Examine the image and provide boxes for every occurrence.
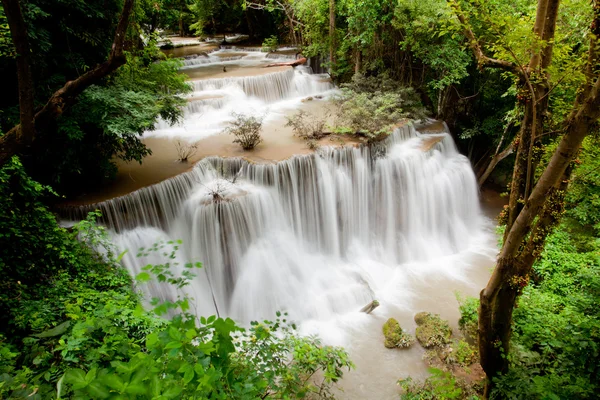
[265,57,307,68]
[360,300,380,314]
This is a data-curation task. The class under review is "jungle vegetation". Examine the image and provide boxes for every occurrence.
[1,0,599,398]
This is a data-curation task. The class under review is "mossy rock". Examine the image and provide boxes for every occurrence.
[382,318,415,349]
[414,312,452,348]
[414,311,430,325]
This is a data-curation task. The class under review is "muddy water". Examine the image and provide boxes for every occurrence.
[332,232,496,399]
[332,190,504,399]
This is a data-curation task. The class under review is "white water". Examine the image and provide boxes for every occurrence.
[66,125,495,322]
[149,49,335,141]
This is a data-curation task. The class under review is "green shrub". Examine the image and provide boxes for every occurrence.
[262,35,279,52]
[398,368,479,400]
[414,313,452,349]
[286,110,328,140]
[456,294,479,341]
[226,113,264,150]
[332,74,428,141]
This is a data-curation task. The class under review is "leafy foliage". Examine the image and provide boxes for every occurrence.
[0,158,133,334]
[226,112,264,150]
[398,368,477,400]
[28,42,189,192]
[455,293,478,341]
[332,74,427,140]
[262,35,279,52]
[492,226,600,399]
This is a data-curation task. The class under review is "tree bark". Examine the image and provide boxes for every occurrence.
[477,143,514,187]
[1,0,35,146]
[0,0,135,165]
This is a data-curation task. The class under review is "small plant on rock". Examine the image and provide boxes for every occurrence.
[414,312,452,349]
[226,113,264,150]
[306,139,320,150]
[456,293,479,342]
[398,368,479,400]
[383,318,415,349]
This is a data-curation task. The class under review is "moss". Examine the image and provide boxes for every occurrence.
[414,312,452,348]
[441,339,479,367]
[382,318,415,349]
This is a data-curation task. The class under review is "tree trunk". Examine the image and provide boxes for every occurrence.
[179,1,184,37]
[477,143,514,187]
[354,48,362,74]
[1,0,35,146]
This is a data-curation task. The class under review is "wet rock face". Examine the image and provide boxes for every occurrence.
[382,318,415,349]
[414,312,452,348]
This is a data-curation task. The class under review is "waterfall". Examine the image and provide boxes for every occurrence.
[61,124,483,321]
[188,68,333,103]
[180,55,245,69]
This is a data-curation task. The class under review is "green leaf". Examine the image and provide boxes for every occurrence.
[64,368,87,389]
[136,272,151,282]
[32,321,71,338]
[183,364,195,384]
[165,341,183,349]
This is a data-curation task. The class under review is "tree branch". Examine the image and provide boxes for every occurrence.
[448,0,521,75]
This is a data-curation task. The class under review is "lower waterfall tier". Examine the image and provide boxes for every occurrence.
[63,124,490,322]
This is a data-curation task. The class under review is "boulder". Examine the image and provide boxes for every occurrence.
[382,318,415,349]
[414,312,452,348]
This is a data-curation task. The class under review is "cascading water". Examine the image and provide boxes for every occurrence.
[148,49,335,140]
[64,125,490,322]
[61,46,498,398]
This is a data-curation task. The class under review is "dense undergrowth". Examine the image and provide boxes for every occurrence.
[0,158,353,399]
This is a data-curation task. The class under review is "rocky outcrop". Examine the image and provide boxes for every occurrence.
[414,312,452,348]
[382,318,415,349]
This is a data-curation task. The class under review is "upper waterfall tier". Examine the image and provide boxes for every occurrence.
[188,68,334,103]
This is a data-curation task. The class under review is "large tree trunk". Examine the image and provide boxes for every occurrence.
[1,0,35,146]
[0,0,135,165]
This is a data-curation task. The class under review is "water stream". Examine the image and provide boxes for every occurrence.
[63,47,498,399]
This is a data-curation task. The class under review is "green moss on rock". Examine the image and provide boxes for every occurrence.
[414,312,452,348]
[382,318,415,349]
